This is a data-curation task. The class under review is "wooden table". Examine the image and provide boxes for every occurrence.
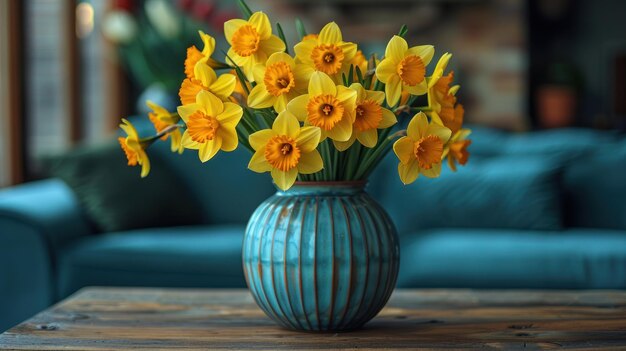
[1,288,625,350]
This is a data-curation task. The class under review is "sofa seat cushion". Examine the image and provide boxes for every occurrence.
[58,225,246,299]
[397,228,626,289]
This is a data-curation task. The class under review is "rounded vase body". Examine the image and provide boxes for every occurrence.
[242,182,400,332]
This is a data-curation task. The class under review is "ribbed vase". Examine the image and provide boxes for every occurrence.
[242,182,400,332]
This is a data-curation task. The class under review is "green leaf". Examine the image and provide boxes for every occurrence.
[348,64,354,85]
[295,18,307,40]
[355,65,364,85]
[222,50,251,95]
[276,23,289,54]
[398,24,408,38]
[237,0,253,19]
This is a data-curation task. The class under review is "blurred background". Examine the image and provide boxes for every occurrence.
[2,0,626,186]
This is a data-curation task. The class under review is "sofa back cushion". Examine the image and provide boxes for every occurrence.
[41,141,205,233]
[370,154,563,234]
[563,139,626,230]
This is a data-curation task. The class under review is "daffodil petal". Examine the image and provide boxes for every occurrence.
[297,150,323,174]
[336,86,357,108]
[198,138,222,162]
[333,135,356,151]
[375,58,397,83]
[385,35,408,62]
[273,111,300,138]
[224,19,247,45]
[209,73,236,100]
[273,94,289,113]
[325,115,352,142]
[421,162,442,178]
[398,159,420,185]
[249,12,271,39]
[339,41,357,61]
[139,150,150,178]
[249,129,276,151]
[248,150,272,173]
[259,35,286,57]
[271,167,298,190]
[365,90,385,105]
[146,100,169,116]
[177,103,201,122]
[196,90,224,116]
[119,119,139,139]
[393,137,414,165]
[380,108,398,128]
[218,102,243,128]
[293,64,314,90]
[319,22,342,44]
[385,75,402,106]
[181,131,199,149]
[404,80,428,96]
[295,126,321,153]
[293,39,316,65]
[248,83,275,109]
[357,129,378,148]
[219,125,238,152]
[349,83,365,101]
[309,71,337,97]
[252,63,265,83]
[287,94,309,122]
[407,45,435,66]
[199,30,215,56]
[266,52,295,67]
[194,62,217,86]
[407,112,428,139]
[427,123,452,144]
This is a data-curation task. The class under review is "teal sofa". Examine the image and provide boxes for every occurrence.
[1,125,625,331]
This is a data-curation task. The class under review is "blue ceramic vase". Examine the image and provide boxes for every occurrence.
[242,182,400,332]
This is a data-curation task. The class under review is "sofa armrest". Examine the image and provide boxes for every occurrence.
[0,179,93,332]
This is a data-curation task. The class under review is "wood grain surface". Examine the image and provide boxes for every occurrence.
[1,288,625,350]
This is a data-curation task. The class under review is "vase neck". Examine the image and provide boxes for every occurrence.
[277,181,366,196]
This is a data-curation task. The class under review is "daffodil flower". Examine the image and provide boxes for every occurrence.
[147,100,183,154]
[179,62,237,105]
[224,12,286,82]
[248,111,323,190]
[294,22,357,82]
[286,71,356,142]
[393,112,451,184]
[376,35,434,106]
[446,128,472,172]
[118,118,150,178]
[177,90,243,162]
[247,52,314,112]
[184,31,222,79]
[431,98,464,136]
[334,83,397,151]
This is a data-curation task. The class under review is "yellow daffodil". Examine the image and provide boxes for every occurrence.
[446,129,472,172]
[432,95,464,136]
[179,62,236,105]
[294,22,357,82]
[118,118,150,178]
[224,12,286,82]
[286,71,357,142]
[376,35,434,106]
[184,30,222,79]
[248,111,323,190]
[147,100,183,154]
[177,90,243,162]
[393,112,451,184]
[334,83,397,151]
[247,52,314,112]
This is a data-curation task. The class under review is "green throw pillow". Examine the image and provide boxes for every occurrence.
[40,140,204,233]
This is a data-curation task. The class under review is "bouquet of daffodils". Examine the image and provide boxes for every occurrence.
[118,1,471,190]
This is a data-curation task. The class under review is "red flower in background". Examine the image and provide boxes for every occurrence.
[113,0,135,12]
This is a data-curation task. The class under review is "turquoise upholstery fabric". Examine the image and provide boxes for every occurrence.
[57,225,247,298]
[564,139,626,230]
[0,180,92,331]
[397,228,626,289]
[371,154,563,233]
